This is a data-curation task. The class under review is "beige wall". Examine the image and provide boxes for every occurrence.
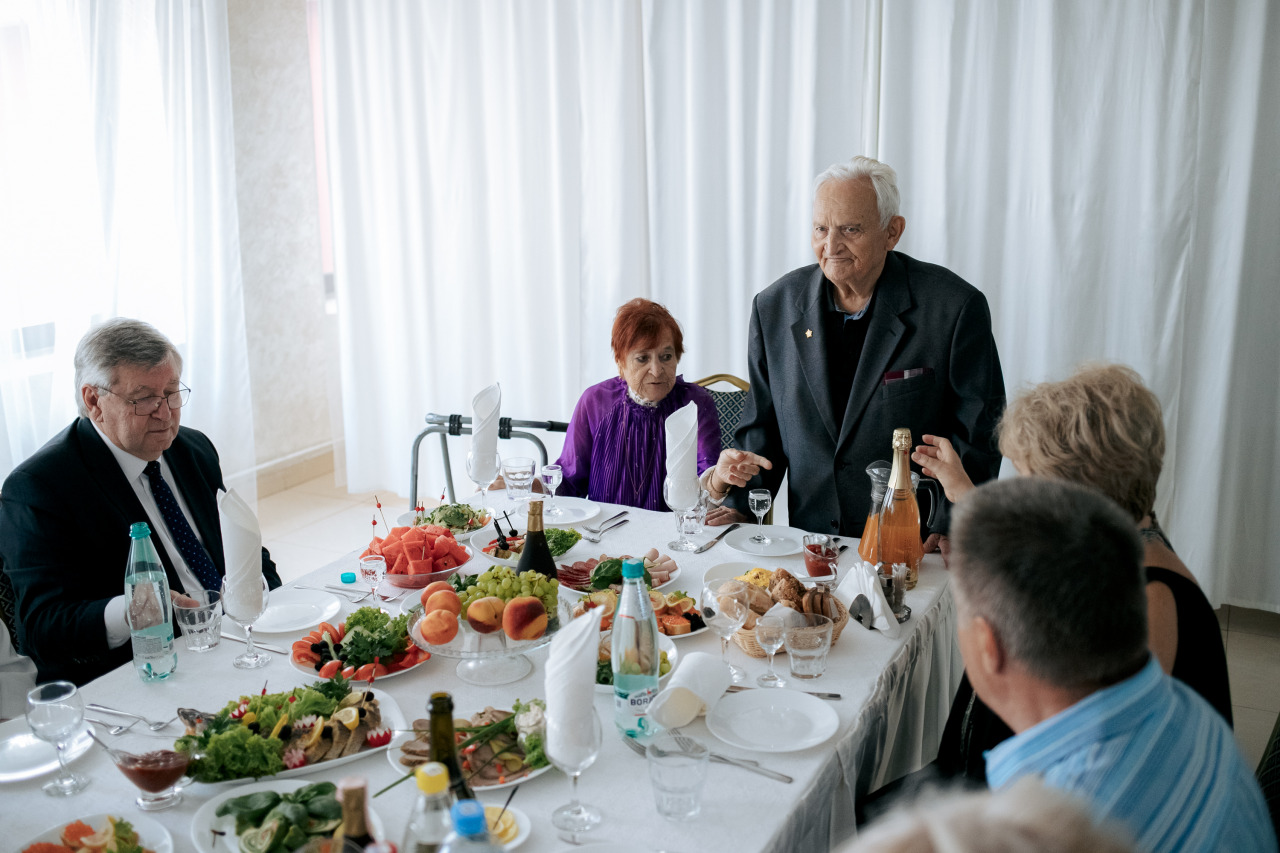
[227,0,332,473]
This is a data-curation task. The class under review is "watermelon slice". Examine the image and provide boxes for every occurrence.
[366,537,385,557]
[435,554,459,572]
[408,557,434,575]
[418,524,451,538]
[390,551,410,575]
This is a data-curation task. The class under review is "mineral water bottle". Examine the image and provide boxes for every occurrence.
[438,800,501,853]
[612,557,660,736]
[403,762,453,853]
[124,522,177,681]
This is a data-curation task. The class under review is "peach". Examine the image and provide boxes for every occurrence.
[418,609,459,645]
[420,581,455,607]
[465,596,505,634]
[502,595,548,641]
[425,589,461,616]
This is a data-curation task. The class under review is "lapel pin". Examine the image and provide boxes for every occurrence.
[805,329,813,338]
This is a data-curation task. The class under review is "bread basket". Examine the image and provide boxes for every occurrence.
[732,594,850,657]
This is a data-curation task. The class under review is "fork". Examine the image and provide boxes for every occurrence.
[86,716,135,735]
[296,584,370,603]
[581,519,629,544]
[620,733,791,782]
[86,704,176,731]
[583,510,628,535]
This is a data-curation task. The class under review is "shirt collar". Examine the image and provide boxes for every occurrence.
[90,420,154,483]
[822,278,874,321]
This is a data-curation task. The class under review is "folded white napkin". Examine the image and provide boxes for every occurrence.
[647,651,731,730]
[545,606,604,765]
[471,383,502,459]
[834,560,901,638]
[664,401,700,508]
[218,488,263,616]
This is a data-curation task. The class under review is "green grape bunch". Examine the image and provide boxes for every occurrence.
[459,566,559,619]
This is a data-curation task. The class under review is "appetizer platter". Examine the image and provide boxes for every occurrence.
[594,631,677,693]
[191,780,386,853]
[397,502,493,535]
[571,588,708,639]
[289,607,429,682]
[19,814,172,853]
[467,524,584,568]
[389,699,552,791]
[557,550,680,595]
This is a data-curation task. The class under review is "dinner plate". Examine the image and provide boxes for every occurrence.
[467,494,601,525]
[467,525,586,569]
[486,804,531,850]
[254,588,342,634]
[595,632,678,692]
[191,779,387,853]
[0,721,94,783]
[22,813,173,853]
[724,525,807,557]
[386,740,553,791]
[706,687,839,753]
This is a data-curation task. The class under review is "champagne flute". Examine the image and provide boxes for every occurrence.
[748,489,772,547]
[700,579,749,684]
[755,615,786,687]
[540,464,564,517]
[26,681,89,796]
[546,709,603,835]
[223,575,270,669]
[358,555,386,601]
[466,450,501,511]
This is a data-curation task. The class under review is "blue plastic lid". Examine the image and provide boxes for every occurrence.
[451,799,487,835]
[129,522,151,539]
[622,558,644,579]
[339,572,357,584]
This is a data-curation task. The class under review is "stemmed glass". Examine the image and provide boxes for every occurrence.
[358,555,386,602]
[755,615,786,687]
[546,709,603,837]
[748,489,772,548]
[26,681,89,796]
[700,579,749,684]
[466,450,502,511]
[540,464,564,517]
[663,477,703,552]
[222,575,270,669]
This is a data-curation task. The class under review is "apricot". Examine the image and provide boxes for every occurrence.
[420,581,455,607]
[425,589,462,616]
[418,609,459,645]
[502,595,548,641]
[465,596,505,634]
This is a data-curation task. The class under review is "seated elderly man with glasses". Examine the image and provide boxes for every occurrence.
[0,318,281,685]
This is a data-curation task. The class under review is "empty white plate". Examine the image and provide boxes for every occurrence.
[724,525,807,557]
[254,588,341,634]
[0,722,94,783]
[467,494,601,525]
[706,688,839,753]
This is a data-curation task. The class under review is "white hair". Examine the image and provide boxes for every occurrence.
[813,155,901,228]
[74,318,182,417]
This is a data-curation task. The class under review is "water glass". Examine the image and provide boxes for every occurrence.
[664,480,706,552]
[540,463,564,517]
[748,489,772,546]
[223,575,270,670]
[546,709,603,836]
[802,533,839,580]
[700,579,749,684]
[502,457,536,502]
[466,450,501,509]
[755,615,786,687]
[784,613,833,679]
[647,733,710,821]
[173,589,222,652]
[359,555,386,600]
[26,681,89,796]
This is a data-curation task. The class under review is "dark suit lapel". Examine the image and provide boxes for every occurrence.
[164,436,226,575]
[790,269,840,445]
[837,254,912,449]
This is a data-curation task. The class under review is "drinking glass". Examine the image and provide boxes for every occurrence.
[173,589,222,652]
[754,615,786,687]
[748,489,772,546]
[663,479,704,552]
[103,730,193,810]
[222,575,270,669]
[466,450,501,510]
[502,457,536,503]
[358,555,386,601]
[647,733,710,820]
[785,613,834,679]
[700,579,749,684]
[26,681,89,796]
[546,709,603,836]
[540,464,564,517]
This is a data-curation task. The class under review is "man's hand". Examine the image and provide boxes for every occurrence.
[706,506,750,526]
[708,449,773,496]
[923,533,942,554]
[912,435,976,504]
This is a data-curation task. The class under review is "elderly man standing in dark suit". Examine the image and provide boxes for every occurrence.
[0,318,281,685]
[705,156,1005,540]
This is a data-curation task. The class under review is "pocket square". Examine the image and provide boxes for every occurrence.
[883,367,934,385]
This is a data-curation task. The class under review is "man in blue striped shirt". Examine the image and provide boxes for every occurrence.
[949,478,1275,853]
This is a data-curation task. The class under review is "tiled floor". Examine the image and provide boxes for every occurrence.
[259,476,1280,771]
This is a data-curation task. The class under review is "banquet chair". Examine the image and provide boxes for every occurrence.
[408,413,568,510]
[695,373,749,451]
[0,558,18,654]
[1259,709,1280,839]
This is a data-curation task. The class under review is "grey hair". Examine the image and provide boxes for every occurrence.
[812,155,901,228]
[74,318,183,417]
[949,477,1147,690]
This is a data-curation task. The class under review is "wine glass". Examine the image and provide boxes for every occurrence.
[26,681,89,796]
[546,709,603,837]
[748,489,772,547]
[222,575,270,669]
[466,450,501,510]
[755,615,786,688]
[663,477,702,552]
[700,579,749,684]
[540,464,564,517]
[358,555,386,601]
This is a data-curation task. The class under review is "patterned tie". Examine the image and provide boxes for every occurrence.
[143,460,222,591]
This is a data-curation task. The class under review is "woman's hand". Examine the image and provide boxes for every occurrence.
[912,435,975,504]
[708,449,772,496]
[706,506,749,526]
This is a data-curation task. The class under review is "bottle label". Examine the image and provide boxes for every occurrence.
[614,684,656,715]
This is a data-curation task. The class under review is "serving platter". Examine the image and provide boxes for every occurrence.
[21,813,173,853]
[467,525,586,569]
[191,779,386,853]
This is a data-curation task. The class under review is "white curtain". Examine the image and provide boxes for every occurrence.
[0,0,257,500]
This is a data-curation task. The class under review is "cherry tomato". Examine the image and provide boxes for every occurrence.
[318,659,343,679]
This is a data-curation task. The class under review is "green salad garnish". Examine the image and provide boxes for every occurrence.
[544,527,582,556]
[415,503,489,532]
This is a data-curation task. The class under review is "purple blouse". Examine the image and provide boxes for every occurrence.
[555,376,721,511]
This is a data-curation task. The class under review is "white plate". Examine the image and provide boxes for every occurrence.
[467,526,587,568]
[255,588,342,634]
[387,741,553,790]
[595,633,678,692]
[191,778,386,853]
[706,688,839,753]
[467,494,601,526]
[396,506,494,533]
[0,721,94,783]
[724,525,807,557]
[22,813,173,853]
[485,804,531,850]
[193,688,406,786]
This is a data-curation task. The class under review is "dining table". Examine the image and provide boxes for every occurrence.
[0,499,962,853]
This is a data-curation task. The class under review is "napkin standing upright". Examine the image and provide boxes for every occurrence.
[664,401,700,509]
[544,606,604,765]
[471,383,502,459]
[218,488,263,616]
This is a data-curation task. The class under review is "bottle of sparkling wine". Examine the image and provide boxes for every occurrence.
[516,499,557,580]
[335,776,376,848]
[877,428,924,590]
[428,692,476,803]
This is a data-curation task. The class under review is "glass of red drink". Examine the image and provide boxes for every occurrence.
[802,534,839,579]
[107,732,194,810]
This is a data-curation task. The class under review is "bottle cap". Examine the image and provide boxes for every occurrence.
[451,799,487,835]
[621,558,644,579]
[129,522,151,539]
[339,572,356,584]
[414,762,449,795]
[892,427,913,451]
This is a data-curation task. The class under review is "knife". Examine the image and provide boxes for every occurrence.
[220,632,288,655]
[709,753,793,783]
[694,523,741,554]
[727,684,841,701]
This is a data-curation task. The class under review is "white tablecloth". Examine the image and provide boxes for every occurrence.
[0,502,961,852]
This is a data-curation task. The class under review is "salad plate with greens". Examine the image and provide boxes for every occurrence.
[191,780,386,853]
[467,524,584,567]
[397,503,493,534]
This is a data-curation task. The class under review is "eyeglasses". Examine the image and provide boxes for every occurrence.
[98,384,191,415]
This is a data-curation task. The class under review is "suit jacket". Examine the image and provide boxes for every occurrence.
[729,252,1005,536]
[0,419,281,685]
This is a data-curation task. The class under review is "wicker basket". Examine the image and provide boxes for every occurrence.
[732,597,851,658]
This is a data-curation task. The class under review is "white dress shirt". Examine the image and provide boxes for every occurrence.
[92,423,208,648]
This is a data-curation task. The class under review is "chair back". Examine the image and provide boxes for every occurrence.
[695,374,749,451]
[0,558,18,654]
[1260,709,1280,841]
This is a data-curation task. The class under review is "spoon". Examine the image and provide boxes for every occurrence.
[86,717,134,736]
[851,594,875,629]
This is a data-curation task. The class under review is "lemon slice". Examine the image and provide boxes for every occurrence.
[302,719,325,747]
[333,707,360,730]
[484,807,518,844]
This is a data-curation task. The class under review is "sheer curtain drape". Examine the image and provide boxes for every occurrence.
[0,0,256,499]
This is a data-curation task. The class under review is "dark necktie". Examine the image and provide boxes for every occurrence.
[143,460,221,591]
